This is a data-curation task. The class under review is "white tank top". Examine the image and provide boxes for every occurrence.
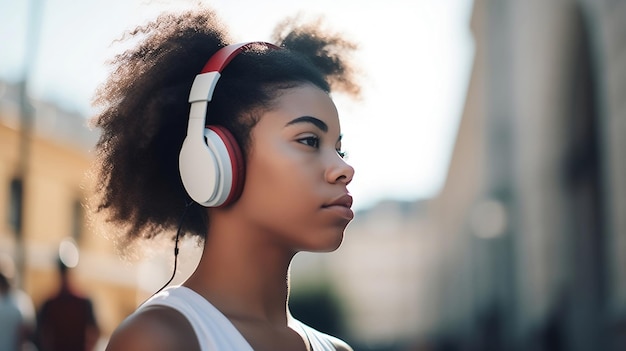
[138,286,346,351]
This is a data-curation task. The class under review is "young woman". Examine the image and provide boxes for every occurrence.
[91,6,360,351]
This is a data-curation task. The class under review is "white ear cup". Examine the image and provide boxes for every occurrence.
[180,42,279,207]
[202,127,234,206]
[179,128,233,207]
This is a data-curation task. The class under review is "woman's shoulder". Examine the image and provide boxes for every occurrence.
[105,305,201,351]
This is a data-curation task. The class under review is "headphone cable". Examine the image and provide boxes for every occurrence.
[153,200,194,296]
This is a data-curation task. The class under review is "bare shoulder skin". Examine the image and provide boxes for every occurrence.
[105,305,200,351]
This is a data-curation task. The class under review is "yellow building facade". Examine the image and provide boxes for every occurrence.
[0,81,142,341]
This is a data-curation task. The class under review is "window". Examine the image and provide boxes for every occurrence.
[8,178,23,236]
[71,199,84,243]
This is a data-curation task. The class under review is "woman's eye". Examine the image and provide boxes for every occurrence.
[336,149,347,159]
[298,136,320,149]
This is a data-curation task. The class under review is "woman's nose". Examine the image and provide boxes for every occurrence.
[325,155,355,185]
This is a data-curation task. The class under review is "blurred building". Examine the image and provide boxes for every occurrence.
[423,0,626,350]
[0,80,158,344]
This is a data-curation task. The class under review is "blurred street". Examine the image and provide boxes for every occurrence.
[1,0,626,350]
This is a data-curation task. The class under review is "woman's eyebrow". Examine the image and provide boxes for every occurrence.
[285,116,328,132]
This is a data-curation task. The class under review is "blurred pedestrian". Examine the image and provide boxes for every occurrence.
[0,253,36,351]
[90,4,360,351]
[36,258,100,351]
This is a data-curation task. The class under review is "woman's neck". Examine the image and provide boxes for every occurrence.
[184,220,296,325]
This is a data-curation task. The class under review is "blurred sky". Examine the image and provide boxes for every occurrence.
[0,0,475,211]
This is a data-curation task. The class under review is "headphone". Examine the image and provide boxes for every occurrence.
[179,42,280,207]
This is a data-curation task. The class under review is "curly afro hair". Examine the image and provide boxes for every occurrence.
[89,6,360,249]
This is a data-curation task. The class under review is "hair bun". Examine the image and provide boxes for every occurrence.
[272,16,361,98]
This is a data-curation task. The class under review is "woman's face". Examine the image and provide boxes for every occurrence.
[234,83,355,253]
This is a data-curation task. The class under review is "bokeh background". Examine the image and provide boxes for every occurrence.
[1,0,625,350]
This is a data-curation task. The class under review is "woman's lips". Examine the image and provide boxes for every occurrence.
[323,194,354,220]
